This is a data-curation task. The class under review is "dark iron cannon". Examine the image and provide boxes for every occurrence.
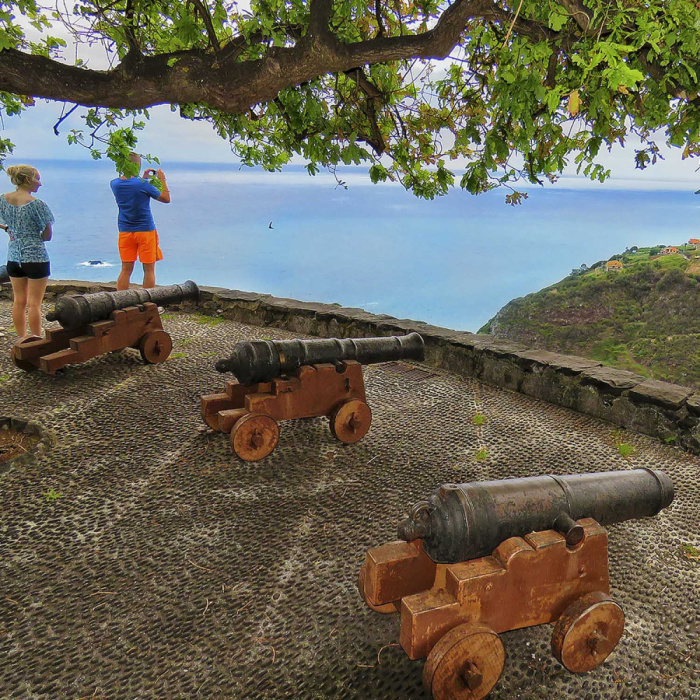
[46,280,199,329]
[13,281,199,373]
[215,332,425,385]
[360,469,674,698]
[398,468,674,564]
[203,333,425,460]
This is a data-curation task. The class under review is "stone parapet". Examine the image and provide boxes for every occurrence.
[3,279,698,453]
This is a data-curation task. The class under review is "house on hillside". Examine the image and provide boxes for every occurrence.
[606,260,624,272]
[661,246,679,255]
[689,238,700,249]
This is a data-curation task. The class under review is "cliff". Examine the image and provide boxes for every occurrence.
[480,247,700,390]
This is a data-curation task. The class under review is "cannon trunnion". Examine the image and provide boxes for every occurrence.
[11,281,199,374]
[359,469,674,699]
[201,333,425,461]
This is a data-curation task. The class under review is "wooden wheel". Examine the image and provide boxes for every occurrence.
[423,623,505,700]
[357,564,398,614]
[231,413,279,461]
[552,591,624,673]
[330,399,372,444]
[11,336,42,372]
[139,330,173,364]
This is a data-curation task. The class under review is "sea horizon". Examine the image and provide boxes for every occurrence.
[3,158,698,332]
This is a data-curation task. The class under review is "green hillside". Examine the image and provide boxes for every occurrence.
[480,245,700,389]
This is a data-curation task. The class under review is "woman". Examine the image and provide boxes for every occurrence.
[0,164,54,338]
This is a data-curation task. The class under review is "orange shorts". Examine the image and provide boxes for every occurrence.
[118,230,163,264]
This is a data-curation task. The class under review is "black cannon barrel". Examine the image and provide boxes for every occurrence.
[46,280,200,329]
[215,332,425,385]
[398,469,674,564]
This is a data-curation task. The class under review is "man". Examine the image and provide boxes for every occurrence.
[110,152,170,290]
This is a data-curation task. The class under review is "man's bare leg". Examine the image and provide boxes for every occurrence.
[142,262,156,289]
[117,261,135,290]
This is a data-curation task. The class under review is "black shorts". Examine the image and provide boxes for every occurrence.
[6,260,50,280]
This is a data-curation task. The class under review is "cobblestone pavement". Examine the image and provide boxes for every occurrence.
[0,299,697,699]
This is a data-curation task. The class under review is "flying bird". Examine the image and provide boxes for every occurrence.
[268,221,274,229]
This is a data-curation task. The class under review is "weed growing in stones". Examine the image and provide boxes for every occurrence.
[617,443,634,458]
[475,448,488,461]
[196,315,224,326]
[42,488,63,502]
[680,544,699,560]
[472,413,486,426]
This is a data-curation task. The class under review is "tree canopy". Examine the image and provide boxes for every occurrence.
[0,0,699,198]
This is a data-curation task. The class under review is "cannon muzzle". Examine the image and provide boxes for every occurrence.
[216,332,425,385]
[398,469,674,563]
[46,280,200,329]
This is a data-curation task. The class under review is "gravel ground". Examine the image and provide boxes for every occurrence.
[0,298,697,699]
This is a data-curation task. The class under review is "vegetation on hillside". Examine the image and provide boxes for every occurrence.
[480,246,700,389]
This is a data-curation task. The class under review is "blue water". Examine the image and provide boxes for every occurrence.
[5,159,698,331]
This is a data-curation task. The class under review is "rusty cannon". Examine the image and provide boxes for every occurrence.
[201,333,425,461]
[12,281,199,374]
[358,469,674,699]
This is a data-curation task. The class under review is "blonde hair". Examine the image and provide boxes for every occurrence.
[7,164,39,188]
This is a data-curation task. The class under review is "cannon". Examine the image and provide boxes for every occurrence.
[201,333,425,461]
[11,281,199,374]
[358,469,674,699]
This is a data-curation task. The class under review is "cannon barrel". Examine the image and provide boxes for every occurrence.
[398,469,674,564]
[46,281,200,329]
[215,332,425,385]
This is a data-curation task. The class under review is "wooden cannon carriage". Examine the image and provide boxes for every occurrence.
[12,281,198,374]
[201,333,425,461]
[358,469,674,699]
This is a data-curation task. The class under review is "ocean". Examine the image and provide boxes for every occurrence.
[5,158,698,332]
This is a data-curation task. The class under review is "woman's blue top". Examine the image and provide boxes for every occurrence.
[0,195,55,263]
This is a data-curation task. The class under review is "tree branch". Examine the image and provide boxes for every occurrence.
[0,0,676,116]
[557,0,592,33]
[53,104,79,135]
[375,0,385,38]
[122,0,141,61]
[308,0,335,42]
[189,0,221,52]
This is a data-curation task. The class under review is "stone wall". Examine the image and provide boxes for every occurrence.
[3,279,699,454]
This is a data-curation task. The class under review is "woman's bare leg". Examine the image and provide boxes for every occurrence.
[26,277,49,337]
[117,262,135,290]
[10,276,28,337]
